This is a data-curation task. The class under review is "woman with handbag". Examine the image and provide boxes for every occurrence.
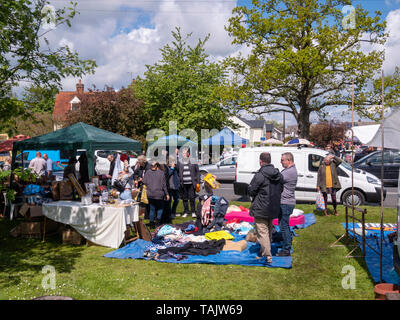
[317,154,343,216]
[143,162,170,228]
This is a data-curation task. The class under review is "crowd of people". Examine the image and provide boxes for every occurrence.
[324,140,377,163]
[108,147,201,229]
[8,145,343,263]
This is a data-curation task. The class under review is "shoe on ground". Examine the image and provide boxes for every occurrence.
[182,213,188,218]
[192,213,196,218]
[175,213,181,217]
[276,249,291,257]
[255,255,273,264]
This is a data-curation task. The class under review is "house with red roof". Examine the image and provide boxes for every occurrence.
[52,79,86,130]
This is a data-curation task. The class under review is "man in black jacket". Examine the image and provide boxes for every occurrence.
[248,152,283,264]
[177,148,200,218]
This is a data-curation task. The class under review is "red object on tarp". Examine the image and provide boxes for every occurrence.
[0,135,30,153]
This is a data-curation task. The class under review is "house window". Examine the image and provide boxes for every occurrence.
[70,102,80,111]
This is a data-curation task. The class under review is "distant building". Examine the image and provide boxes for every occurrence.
[52,79,86,131]
[228,116,266,145]
[228,116,284,144]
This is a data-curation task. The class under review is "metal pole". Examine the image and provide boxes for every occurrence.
[283,111,286,142]
[380,70,385,283]
[351,81,355,237]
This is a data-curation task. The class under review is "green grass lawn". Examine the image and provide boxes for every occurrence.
[0,202,397,300]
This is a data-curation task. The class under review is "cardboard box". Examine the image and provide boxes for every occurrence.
[19,203,30,217]
[62,228,84,245]
[20,221,42,238]
[29,205,43,218]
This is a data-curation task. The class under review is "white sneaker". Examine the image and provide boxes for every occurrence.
[175,213,181,217]
[192,213,196,218]
[182,213,188,218]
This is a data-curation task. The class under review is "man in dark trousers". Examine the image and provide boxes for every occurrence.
[177,148,200,218]
[248,152,283,264]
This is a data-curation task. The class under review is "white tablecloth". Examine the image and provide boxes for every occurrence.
[42,201,139,248]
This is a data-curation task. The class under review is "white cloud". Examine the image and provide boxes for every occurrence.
[41,0,240,92]
[383,9,400,73]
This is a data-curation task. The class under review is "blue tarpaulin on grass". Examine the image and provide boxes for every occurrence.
[345,223,400,285]
[104,213,316,268]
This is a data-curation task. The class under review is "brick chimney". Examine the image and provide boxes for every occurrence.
[76,79,84,94]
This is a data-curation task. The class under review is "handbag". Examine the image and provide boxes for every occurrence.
[113,180,126,192]
[140,185,149,204]
[316,191,326,210]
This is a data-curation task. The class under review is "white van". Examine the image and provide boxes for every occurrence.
[233,146,386,206]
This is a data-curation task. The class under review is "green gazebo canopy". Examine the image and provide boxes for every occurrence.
[12,122,142,177]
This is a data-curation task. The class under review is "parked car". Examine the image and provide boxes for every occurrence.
[234,146,386,206]
[199,156,237,182]
[353,149,400,186]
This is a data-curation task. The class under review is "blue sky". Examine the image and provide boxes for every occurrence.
[43,0,400,126]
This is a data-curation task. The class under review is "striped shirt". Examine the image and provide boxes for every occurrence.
[182,164,192,184]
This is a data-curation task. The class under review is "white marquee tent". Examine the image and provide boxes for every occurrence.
[346,124,380,144]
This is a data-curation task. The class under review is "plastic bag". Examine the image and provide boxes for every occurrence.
[316,191,326,210]
[140,185,149,204]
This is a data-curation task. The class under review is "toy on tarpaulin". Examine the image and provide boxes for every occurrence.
[203,173,220,189]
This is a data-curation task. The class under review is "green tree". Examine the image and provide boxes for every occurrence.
[133,28,230,140]
[222,0,389,139]
[22,85,58,114]
[63,86,147,144]
[0,0,96,134]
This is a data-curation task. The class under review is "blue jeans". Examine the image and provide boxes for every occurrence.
[279,204,295,251]
[149,199,164,222]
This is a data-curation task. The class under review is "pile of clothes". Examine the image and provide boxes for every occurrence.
[142,204,256,261]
